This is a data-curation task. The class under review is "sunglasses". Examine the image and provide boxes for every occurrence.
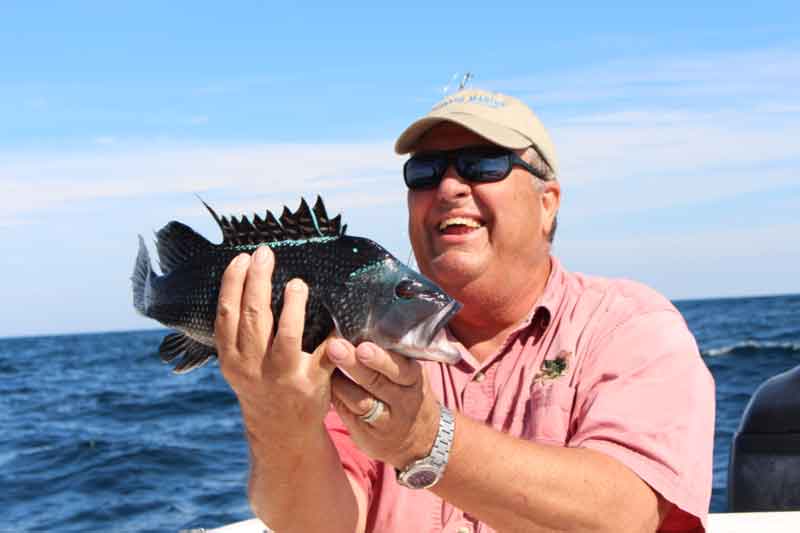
[403,146,547,190]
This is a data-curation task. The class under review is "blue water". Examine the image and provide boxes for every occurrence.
[2,294,799,531]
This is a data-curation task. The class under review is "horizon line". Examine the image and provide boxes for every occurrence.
[1,291,797,341]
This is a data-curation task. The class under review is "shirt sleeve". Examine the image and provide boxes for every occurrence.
[567,309,715,531]
[324,409,381,504]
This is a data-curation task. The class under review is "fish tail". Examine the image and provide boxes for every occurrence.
[132,235,154,316]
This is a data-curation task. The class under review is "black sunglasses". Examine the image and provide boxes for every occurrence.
[403,146,547,190]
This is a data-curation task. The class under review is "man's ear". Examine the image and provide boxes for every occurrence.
[540,180,561,238]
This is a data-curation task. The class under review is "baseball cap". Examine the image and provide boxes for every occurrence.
[394,88,558,175]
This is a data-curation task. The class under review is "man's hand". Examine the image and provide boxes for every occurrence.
[326,339,442,469]
[215,246,335,445]
[215,246,367,533]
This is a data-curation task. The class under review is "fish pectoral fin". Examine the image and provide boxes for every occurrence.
[159,332,216,374]
[318,298,343,339]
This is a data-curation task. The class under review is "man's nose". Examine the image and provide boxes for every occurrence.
[436,164,470,200]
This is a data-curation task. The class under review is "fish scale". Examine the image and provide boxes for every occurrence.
[132,196,462,373]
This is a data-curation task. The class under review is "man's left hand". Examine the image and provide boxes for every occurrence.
[327,339,442,469]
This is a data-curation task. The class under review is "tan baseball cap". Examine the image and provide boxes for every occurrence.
[395,88,558,175]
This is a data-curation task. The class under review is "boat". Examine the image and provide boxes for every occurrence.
[205,512,800,533]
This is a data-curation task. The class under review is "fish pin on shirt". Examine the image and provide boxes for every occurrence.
[534,350,571,384]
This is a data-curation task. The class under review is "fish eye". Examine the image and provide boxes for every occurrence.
[395,279,418,299]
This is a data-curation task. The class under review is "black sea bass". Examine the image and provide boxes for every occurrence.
[132,197,462,373]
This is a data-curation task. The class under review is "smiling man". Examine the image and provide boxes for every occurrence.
[216,89,715,532]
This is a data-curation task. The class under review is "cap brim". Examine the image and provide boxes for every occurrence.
[394,113,532,154]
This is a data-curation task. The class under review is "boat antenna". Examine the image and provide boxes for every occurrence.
[442,71,474,95]
[458,72,473,90]
[442,73,459,95]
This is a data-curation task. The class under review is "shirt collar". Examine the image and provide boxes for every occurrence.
[512,255,564,333]
[437,255,566,370]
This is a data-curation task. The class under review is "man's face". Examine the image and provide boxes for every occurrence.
[406,123,560,298]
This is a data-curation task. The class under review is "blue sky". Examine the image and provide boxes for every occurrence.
[1,2,798,337]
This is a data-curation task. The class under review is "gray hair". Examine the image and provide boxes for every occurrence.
[524,147,558,244]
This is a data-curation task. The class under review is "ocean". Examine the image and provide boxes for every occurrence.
[2,293,799,532]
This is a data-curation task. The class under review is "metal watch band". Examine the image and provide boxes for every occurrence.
[396,405,455,489]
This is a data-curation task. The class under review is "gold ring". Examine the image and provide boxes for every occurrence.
[360,398,384,424]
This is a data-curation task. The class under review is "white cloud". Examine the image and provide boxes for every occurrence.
[554,112,800,182]
[474,46,800,222]
[756,102,800,114]
[560,222,800,300]
[494,46,800,107]
[563,110,706,125]
[0,142,405,225]
[1,45,798,233]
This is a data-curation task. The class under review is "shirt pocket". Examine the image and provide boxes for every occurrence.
[522,380,577,446]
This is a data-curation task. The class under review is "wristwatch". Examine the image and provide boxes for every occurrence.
[396,405,455,489]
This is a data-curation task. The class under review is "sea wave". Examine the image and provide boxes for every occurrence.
[703,340,800,357]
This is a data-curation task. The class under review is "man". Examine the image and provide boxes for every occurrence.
[216,89,715,532]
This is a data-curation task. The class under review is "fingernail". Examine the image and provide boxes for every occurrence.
[328,340,348,362]
[287,278,306,293]
[233,253,249,267]
[254,246,271,264]
[357,345,375,362]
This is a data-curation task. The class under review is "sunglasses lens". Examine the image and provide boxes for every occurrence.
[458,152,511,182]
[404,148,515,189]
[404,157,448,189]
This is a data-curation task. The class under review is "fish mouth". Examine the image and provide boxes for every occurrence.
[390,299,463,364]
[421,299,462,346]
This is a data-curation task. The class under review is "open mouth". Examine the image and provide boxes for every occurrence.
[438,217,484,235]
[390,299,463,364]
[415,299,462,347]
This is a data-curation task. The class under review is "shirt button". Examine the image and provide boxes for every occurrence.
[473,371,486,383]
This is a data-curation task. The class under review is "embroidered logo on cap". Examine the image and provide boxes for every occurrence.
[431,92,506,112]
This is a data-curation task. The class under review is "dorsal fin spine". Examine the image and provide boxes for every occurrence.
[202,197,342,245]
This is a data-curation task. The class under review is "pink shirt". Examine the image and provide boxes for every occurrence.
[325,257,715,532]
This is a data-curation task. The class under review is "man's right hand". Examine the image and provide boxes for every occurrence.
[214,245,367,533]
[214,245,336,445]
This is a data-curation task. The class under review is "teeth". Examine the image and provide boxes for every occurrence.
[438,217,482,231]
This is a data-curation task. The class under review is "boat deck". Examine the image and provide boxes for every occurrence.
[206,512,800,532]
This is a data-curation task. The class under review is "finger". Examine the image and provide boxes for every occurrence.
[328,338,392,400]
[215,253,251,356]
[331,371,386,420]
[355,342,421,387]
[236,246,275,354]
[271,278,309,369]
[311,336,339,376]
[326,337,357,370]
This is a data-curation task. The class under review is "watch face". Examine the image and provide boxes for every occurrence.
[408,468,438,489]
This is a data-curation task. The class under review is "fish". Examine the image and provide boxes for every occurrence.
[131,196,462,373]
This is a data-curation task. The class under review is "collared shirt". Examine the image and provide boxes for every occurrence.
[325,256,715,533]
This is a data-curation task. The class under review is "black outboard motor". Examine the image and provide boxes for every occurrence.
[728,364,800,511]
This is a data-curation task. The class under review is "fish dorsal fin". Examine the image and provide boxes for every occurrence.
[295,198,320,236]
[312,196,346,236]
[230,215,260,245]
[155,221,214,274]
[256,211,284,241]
[200,200,241,245]
[278,198,319,240]
[203,197,345,245]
